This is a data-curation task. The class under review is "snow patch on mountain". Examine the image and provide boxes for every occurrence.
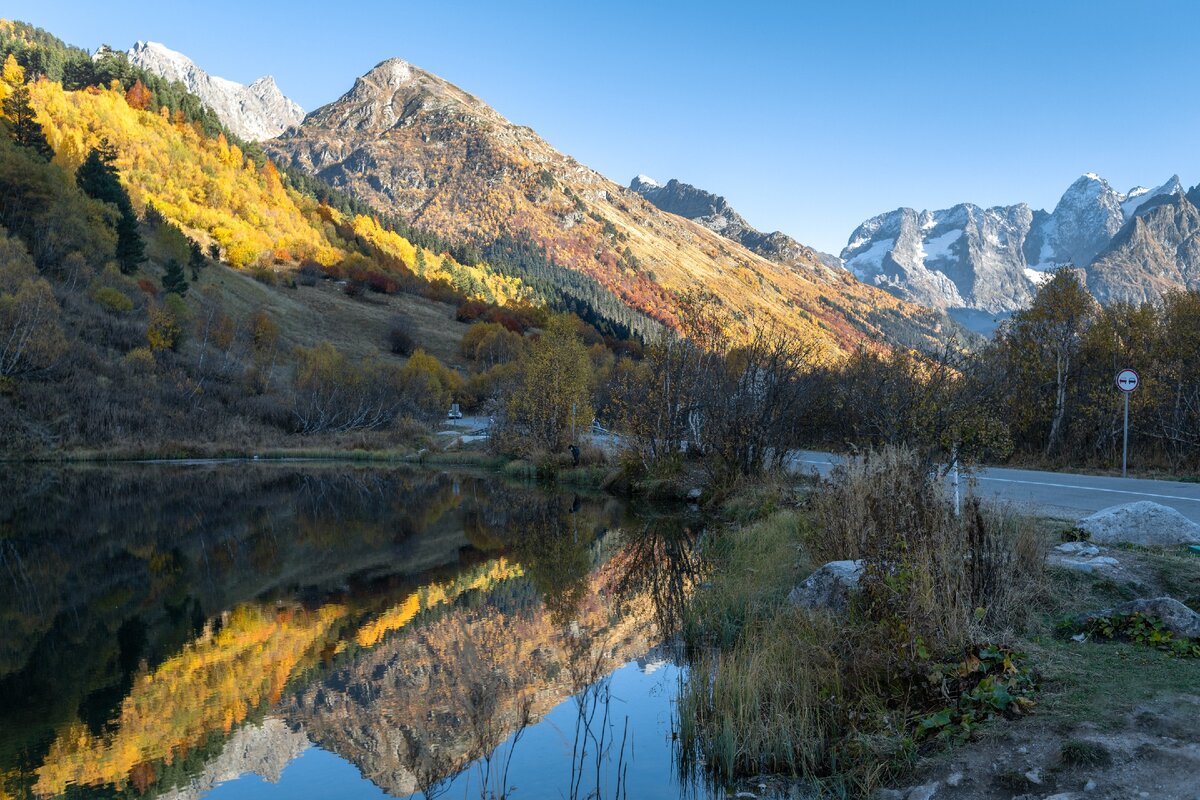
[846,238,894,279]
[125,41,304,141]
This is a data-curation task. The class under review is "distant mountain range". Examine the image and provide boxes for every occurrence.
[629,175,842,272]
[841,174,1196,332]
[124,41,303,140]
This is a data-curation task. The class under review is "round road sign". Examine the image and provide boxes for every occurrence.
[1115,368,1139,393]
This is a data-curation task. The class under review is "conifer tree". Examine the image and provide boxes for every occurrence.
[76,140,145,273]
[1,55,53,161]
[188,239,206,280]
[162,258,188,297]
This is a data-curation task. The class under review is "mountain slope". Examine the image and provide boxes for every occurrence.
[125,41,303,141]
[268,58,957,355]
[629,174,842,271]
[842,173,1187,329]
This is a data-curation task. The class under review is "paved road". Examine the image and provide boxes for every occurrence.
[789,450,1200,524]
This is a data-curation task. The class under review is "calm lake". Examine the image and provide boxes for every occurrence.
[0,463,713,800]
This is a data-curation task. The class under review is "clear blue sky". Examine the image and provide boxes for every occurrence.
[7,0,1198,253]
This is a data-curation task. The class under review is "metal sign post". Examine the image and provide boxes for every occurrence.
[1115,368,1139,477]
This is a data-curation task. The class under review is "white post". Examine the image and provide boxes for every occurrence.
[952,458,961,517]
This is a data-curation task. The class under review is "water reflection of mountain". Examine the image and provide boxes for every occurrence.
[0,464,694,800]
[283,547,661,797]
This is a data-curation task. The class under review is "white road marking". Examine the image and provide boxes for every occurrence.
[975,475,1200,503]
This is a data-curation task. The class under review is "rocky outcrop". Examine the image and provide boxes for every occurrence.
[1077,597,1200,639]
[630,175,842,272]
[125,41,303,140]
[787,560,863,614]
[1076,501,1200,547]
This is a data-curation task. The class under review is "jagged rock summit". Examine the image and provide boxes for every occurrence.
[630,174,843,272]
[841,173,1193,333]
[125,41,304,141]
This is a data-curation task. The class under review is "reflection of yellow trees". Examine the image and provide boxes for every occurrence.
[353,558,524,649]
[33,603,344,797]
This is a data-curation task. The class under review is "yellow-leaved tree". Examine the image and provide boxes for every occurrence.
[503,315,593,454]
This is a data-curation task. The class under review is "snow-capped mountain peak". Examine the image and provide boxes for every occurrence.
[631,174,661,190]
[124,41,303,141]
[840,171,1197,333]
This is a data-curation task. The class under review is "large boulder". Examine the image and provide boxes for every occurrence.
[1077,597,1200,639]
[1076,501,1200,547]
[788,560,863,614]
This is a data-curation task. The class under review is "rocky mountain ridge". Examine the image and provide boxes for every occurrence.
[630,175,842,272]
[842,173,1190,332]
[124,40,303,141]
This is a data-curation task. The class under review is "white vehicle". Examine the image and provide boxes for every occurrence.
[447,403,462,419]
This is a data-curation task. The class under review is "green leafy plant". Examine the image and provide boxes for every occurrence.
[1084,612,1200,658]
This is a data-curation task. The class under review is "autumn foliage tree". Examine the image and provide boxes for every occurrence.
[123,78,151,111]
[501,315,594,454]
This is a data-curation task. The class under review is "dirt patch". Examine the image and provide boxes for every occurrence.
[888,694,1200,800]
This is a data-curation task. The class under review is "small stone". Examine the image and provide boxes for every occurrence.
[906,782,940,800]
[1084,779,1097,792]
[1017,746,1030,754]
[686,487,703,500]
[945,771,964,787]
[1042,794,1077,800]
[1024,768,1042,785]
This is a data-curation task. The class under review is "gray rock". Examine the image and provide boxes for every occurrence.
[788,560,863,614]
[686,487,703,500]
[1077,501,1200,547]
[1077,597,1200,639]
[1050,555,1120,575]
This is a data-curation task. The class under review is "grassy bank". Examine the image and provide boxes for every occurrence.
[679,450,1047,796]
[680,450,1200,797]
